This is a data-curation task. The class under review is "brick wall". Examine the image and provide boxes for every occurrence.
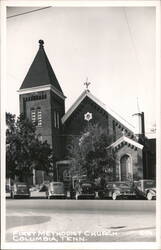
[19,89,65,161]
[63,96,135,158]
[19,90,53,146]
[63,96,109,157]
[50,91,65,160]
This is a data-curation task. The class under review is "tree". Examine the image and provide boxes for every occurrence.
[67,123,116,181]
[6,112,52,182]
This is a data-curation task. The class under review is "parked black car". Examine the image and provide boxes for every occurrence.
[73,180,95,200]
[98,181,136,200]
[134,179,156,200]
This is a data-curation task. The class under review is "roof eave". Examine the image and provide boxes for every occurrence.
[18,84,66,100]
[61,90,135,133]
[107,136,144,150]
[61,90,88,123]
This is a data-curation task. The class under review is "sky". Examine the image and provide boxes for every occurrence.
[6,6,156,135]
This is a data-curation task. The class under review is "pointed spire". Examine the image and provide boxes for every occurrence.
[20,40,64,96]
[39,39,44,48]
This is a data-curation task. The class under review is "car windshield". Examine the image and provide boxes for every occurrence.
[16,184,28,191]
[49,183,64,191]
[17,184,27,187]
[82,183,92,187]
[144,180,155,189]
[51,183,63,186]
[107,183,129,188]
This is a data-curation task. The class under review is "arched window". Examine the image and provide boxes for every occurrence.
[37,108,42,126]
[30,107,42,126]
[31,108,36,124]
[120,155,132,181]
[54,111,60,128]
[57,112,60,128]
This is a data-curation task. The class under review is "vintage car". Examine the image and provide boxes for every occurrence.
[98,181,136,200]
[11,182,30,199]
[46,182,67,199]
[134,179,156,200]
[73,180,95,200]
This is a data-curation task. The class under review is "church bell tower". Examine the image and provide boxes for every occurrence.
[18,40,66,161]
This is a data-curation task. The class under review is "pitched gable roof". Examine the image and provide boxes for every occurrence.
[107,135,143,150]
[20,40,64,95]
[61,90,135,132]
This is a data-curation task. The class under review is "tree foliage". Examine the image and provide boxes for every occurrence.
[6,112,52,182]
[67,123,116,181]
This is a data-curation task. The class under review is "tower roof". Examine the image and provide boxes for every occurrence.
[20,40,63,95]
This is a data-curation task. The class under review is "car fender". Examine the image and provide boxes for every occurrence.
[148,189,156,195]
[114,190,121,196]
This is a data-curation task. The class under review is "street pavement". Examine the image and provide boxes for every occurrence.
[6,198,156,242]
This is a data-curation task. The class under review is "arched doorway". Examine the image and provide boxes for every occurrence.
[120,155,132,181]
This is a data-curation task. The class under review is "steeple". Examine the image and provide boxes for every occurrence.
[20,40,64,95]
[84,77,91,92]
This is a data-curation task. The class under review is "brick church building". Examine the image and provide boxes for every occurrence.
[18,40,156,185]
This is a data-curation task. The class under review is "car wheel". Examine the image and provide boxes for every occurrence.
[112,193,117,200]
[147,192,153,200]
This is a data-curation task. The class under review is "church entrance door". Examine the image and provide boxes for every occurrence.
[120,155,132,181]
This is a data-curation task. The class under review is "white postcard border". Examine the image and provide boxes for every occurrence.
[1,0,160,249]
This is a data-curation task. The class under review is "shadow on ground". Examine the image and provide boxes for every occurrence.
[6,216,51,230]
